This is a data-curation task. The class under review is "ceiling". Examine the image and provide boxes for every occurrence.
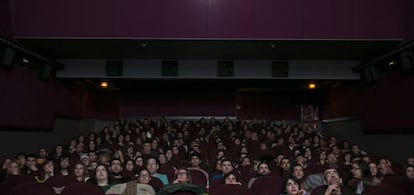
[16,38,401,61]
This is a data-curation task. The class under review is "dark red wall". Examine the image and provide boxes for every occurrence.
[323,70,414,132]
[10,0,405,39]
[0,0,12,37]
[0,66,94,129]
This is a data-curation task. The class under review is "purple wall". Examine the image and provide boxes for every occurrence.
[405,0,414,39]
[11,0,405,39]
[0,0,12,37]
[323,70,414,132]
[0,66,94,129]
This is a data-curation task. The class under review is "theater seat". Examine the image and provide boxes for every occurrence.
[187,168,209,187]
[9,182,55,195]
[209,184,252,195]
[0,175,33,195]
[250,176,282,195]
[60,182,105,195]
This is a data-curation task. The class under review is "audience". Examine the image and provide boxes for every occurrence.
[0,117,413,195]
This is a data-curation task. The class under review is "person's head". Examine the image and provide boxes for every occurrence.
[189,153,202,168]
[165,149,173,160]
[158,153,167,164]
[283,178,301,195]
[323,168,342,185]
[39,148,48,158]
[292,165,304,179]
[368,162,379,176]
[138,169,151,184]
[142,141,152,153]
[124,159,134,172]
[59,156,70,169]
[42,159,55,175]
[16,153,26,168]
[135,156,144,167]
[241,156,251,167]
[351,160,369,179]
[7,161,21,176]
[405,165,414,180]
[88,151,97,162]
[407,156,414,166]
[26,154,37,169]
[224,172,239,184]
[95,164,109,184]
[319,151,327,161]
[327,153,338,165]
[257,162,271,176]
[110,158,123,174]
[146,157,159,175]
[351,144,361,155]
[280,158,291,172]
[175,167,191,183]
[73,162,87,179]
[377,157,391,173]
[221,159,233,174]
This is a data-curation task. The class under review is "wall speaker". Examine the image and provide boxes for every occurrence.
[217,60,234,77]
[161,60,178,76]
[272,61,289,77]
[0,47,15,68]
[400,50,414,73]
[38,64,52,80]
[105,60,123,76]
[363,66,379,83]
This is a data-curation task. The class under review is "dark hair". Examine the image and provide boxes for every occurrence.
[223,172,239,184]
[282,177,301,193]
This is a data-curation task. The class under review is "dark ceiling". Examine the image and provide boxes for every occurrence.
[16,39,401,61]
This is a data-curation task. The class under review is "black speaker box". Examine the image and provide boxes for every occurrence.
[217,60,234,77]
[105,60,123,76]
[0,47,15,68]
[272,61,289,77]
[161,60,178,76]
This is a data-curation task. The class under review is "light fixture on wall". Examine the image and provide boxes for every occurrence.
[307,82,317,89]
[99,81,109,89]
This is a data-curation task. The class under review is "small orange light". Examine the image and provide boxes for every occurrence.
[308,83,316,89]
[100,81,109,88]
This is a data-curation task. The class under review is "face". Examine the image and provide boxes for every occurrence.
[26,157,37,167]
[224,174,238,184]
[44,161,55,174]
[125,161,134,171]
[408,158,414,166]
[221,161,233,174]
[258,163,270,176]
[110,160,123,174]
[60,158,70,169]
[324,169,342,185]
[378,159,389,170]
[135,157,144,167]
[190,156,201,167]
[176,169,189,183]
[143,143,151,153]
[74,164,85,177]
[39,149,48,158]
[406,167,414,180]
[96,165,108,181]
[7,162,20,175]
[159,154,167,164]
[369,163,378,176]
[146,159,158,174]
[293,166,304,179]
[285,179,300,195]
[327,154,337,164]
[166,150,173,159]
[281,159,291,171]
[138,170,151,184]
[351,163,362,179]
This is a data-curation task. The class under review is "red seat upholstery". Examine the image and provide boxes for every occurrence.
[187,168,209,187]
[0,175,33,195]
[209,184,252,195]
[9,182,55,195]
[250,176,282,195]
[60,182,105,195]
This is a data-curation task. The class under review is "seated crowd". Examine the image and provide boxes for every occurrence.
[0,117,413,195]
